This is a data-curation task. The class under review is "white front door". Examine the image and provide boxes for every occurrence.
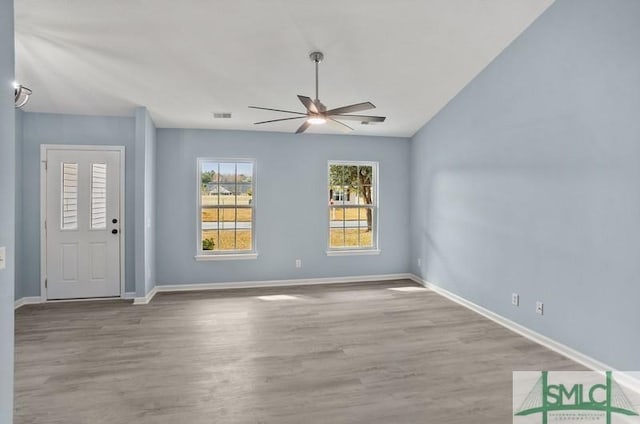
[44,148,122,299]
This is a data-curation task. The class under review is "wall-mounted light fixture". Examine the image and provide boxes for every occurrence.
[14,83,32,108]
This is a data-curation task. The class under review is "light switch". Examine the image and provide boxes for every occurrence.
[0,247,6,270]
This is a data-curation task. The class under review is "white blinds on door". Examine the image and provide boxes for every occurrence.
[61,163,78,230]
[91,163,107,229]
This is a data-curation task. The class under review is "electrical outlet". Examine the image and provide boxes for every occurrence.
[536,301,544,315]
[0,247,5,270]
[511,293,519,306]
[417,258,422,268]
[295,259,302,269]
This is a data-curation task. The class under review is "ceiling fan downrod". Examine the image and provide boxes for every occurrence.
[310,51,324,102]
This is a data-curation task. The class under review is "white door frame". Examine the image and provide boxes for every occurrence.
[40,144,126,301]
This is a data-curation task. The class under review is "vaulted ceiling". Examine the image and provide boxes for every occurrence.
[15,0,554,137]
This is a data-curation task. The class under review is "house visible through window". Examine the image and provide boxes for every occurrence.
[328,161,378,251]
[198,159,255,255]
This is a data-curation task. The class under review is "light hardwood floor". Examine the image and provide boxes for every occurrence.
[15,280,581,423]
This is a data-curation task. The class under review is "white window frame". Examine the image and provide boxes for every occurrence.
[326,160,380,256]
[195,158,257,261]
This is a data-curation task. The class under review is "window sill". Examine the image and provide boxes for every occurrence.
[326,249,381,257]
[195,253,258,261]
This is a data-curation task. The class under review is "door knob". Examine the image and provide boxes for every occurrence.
[112,229,118,234]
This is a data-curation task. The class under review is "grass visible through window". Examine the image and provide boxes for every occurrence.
[199,161,254,253]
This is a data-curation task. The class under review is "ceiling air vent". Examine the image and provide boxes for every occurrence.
[212,112,232,119]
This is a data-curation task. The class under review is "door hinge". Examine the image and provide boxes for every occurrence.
[43,160,47,170]
[44,220,47,230]
[45,278,48,288]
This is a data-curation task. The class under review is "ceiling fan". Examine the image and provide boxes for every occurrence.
[249,51,386,134]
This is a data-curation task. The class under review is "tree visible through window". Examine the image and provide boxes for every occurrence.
[328,162,377,250]
[198,159,254,254]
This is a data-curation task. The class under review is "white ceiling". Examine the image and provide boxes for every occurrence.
[14,0,554,137]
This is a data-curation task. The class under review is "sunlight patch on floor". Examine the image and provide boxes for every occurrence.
[388,286,428,292]
[256,294,301,301]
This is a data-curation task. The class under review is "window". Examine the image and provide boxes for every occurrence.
[197,159,255,258]
[328,161,378,253]
[90,163,107,229]
[61,163,78,230]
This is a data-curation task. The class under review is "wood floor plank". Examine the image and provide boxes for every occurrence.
[14,280,582,423]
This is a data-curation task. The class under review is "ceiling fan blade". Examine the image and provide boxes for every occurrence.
[329,118,354,132]
[249,106,307,115]
[297,95,318,113]
[295,121,311,134]
[326,101,375,115]
[254,116,306,125]
[332,114,386,123]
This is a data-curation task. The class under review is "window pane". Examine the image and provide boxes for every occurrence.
[218,208,236,224]
[358,227,373,247]
[218,229,236,250]
[61,163,78,230]
[329,206,343,222]
[358,165,373,184]
[332,187,345,205]
[90,163,107,229]
[236,163,253,181]
[329,165,344,205]
[217,186,235,205]
[359,207,373,232]
[201,162,218,200]
[342,207,361,224]
[236,184,252,205]
[237,208,252,224]
[330,228,345,248]
[329,164,342,184]
[356,185,373,205]
[201,207,220,226]
[344,229,362,248]
[236,230,252,250]
[218,162,235,182]
[345,165,357,185]
[202,230,217,251]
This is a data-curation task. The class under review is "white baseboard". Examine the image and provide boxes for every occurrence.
[409,274,640,395]
[157,273,412,293]
[15,292,137,309]
[139,273,413,304]
[133,286,158,305]
[14,296,44,310]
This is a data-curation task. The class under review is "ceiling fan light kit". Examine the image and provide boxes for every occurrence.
[249,51,386,134]
[307,116,327,125]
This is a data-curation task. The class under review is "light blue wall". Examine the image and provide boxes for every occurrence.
[15,109,23,300]
[20,112,137,296]
[135,107,156,297]
[410,0,640,370]
[156,129,410,285]
[0,0,15,419]
[145,113,156,295]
